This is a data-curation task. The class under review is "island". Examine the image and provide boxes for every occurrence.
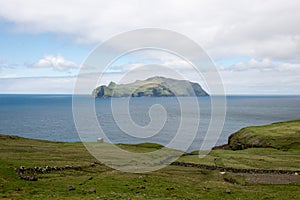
[92,76,209,98]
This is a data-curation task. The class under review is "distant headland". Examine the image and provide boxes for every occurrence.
[92,76,209,98]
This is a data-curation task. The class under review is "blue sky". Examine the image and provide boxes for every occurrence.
[0,22,89,77]
[0,0,299,94]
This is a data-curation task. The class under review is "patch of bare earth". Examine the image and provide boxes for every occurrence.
[240,173,300,184]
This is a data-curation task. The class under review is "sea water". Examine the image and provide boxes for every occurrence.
[0,94,299,151]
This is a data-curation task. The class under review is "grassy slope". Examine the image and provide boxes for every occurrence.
[228,119,300,150]
[1,133,300,199]
[180,119,300,171]
[179,148,300,170]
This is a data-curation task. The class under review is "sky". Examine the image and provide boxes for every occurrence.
[0,0,299,94]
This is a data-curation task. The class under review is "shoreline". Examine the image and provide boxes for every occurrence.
[1,125,300,199]
[3,118,300,151]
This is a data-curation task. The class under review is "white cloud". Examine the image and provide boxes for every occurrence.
[217,58,300,94]
[1,62,299,95]
[0,0,299,62]
[0,0,300,94]
[223,58,300,72]
[219,69,300,94]
[0,76,75,94]
[108,49,195,73]
[0,59,19,70]
[30,55,79,71]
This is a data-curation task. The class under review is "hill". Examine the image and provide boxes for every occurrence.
[92,76,209,98]
[225,119,300,151]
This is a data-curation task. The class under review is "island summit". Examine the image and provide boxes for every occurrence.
[92,76,209,98]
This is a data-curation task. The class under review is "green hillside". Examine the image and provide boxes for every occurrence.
[92,76,209,98]
[228,119,300,150]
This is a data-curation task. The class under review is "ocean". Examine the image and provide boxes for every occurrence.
[0,94,300,151]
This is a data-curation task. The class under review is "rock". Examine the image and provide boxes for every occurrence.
[220,171,226,175]
[166,187,175,190]
[88,176,93,180]
[202,187,208,191]
[97,138,103,143]
[226,188,231,194]
[28,176,38,181]
[20,176,37,181]
[137,185,146,189]
[67,186,76,191]
[295,172,299,176]
[89,187,96,193]
[19,166,25,172]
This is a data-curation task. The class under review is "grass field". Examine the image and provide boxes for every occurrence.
[1,130,300,199]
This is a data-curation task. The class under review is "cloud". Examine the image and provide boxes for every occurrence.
[1,63,299,95]
[0,1,299,94]
[108,49,195,73]
[0,63,18,71]
[29,55,79,71]
[219,69,300,94]
[0,59,19,70]
[0,76,75,94]
[0,59,21,77]
[105,56,300,95]
[217,58,300,94]
[0,0,299,62]
[222,58,300,72]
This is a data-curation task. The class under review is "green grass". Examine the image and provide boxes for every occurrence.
[1,133,300,199]
[228,119,300,150]
[179,148,300,170]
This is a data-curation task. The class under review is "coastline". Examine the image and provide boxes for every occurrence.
[1,119,300,199]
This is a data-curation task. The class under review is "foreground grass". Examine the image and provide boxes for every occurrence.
[0,134,300,199]
[180,119,300,171]
[179,148,300,170]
